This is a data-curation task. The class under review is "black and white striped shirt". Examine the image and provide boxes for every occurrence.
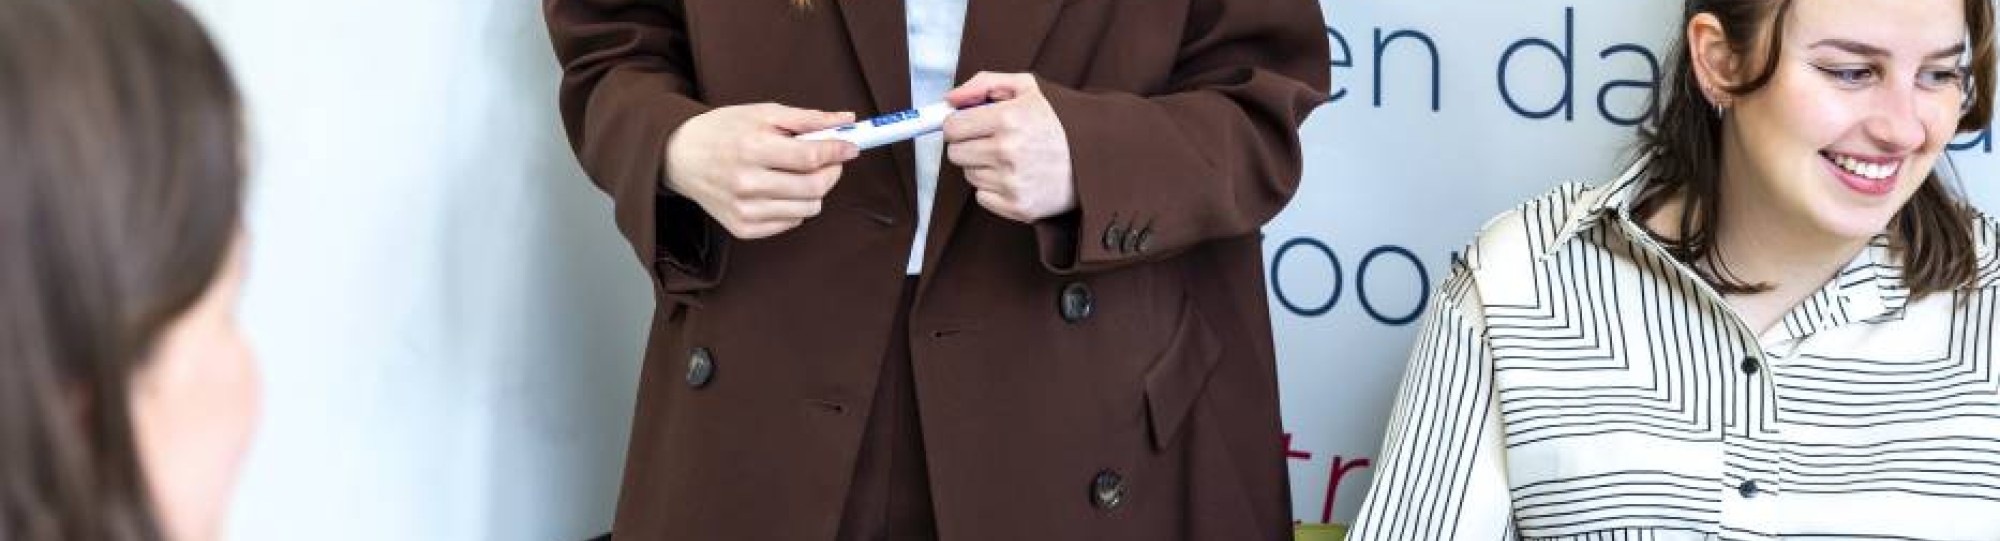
[1347,156,2000,540]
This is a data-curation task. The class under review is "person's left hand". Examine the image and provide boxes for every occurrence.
[942,72,1076,223]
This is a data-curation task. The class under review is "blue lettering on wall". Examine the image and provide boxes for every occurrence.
[1499,7,1575,121]
[1328,25,1354,103]
[1269,238,1434,326]
[1272,238,1343,317]
[1597,43,1660,126]
[1374,28,1442,112]
[1357,246,1429,326]
[1951,129,1993,153]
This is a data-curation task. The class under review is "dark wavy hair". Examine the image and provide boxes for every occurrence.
[0,0,244,539]
[1635,0,1995,297]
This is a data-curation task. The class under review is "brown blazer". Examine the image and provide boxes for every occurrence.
[544,0,1329,539]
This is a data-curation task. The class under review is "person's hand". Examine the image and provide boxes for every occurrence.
[942,72,1076,223]
[664,104,859,239]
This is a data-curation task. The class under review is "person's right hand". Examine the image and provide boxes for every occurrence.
[664,104,860,240]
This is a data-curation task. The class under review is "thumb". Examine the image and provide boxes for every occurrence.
[763,106,857,135]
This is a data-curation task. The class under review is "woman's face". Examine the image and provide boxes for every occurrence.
[1717,0,1970,241]
[129,235,260,541]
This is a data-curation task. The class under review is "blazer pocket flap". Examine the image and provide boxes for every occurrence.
[1142,300,1223,451]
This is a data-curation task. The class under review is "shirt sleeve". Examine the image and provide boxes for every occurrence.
[1346,266,1518,540]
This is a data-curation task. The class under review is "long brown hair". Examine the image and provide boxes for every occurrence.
[1635,0,1996,297]
[0,0,244,539]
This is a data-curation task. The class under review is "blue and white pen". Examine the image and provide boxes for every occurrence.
[796,101,964,151]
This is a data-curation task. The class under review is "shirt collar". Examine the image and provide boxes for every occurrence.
[1541,153,1961,344]
[1550,154,2000,291]
[1769,234,1909,344]
[1792,213,2000,339]
[1540,153,1655,261]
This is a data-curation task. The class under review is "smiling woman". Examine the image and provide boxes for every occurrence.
[1347,0,2000,539]
[1636,0,1994,303]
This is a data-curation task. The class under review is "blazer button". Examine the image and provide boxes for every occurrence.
[1129,228,1152,254]
[1102,224,1127,251]
[1058,282,1095,323]
[687,347,716,388]
[1090,470,1126,510]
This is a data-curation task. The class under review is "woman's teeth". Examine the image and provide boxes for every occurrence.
[1828,152,1899,180]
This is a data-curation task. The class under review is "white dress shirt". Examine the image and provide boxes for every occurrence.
[1349,155,2000,540]
[904,0,967,274]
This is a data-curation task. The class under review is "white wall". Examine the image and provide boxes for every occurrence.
[179,2,651,540]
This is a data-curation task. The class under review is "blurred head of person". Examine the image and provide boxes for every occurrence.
[1639,0,1995,297]
[0,0,258,540]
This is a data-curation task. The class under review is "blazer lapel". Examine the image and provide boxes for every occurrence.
[918,0,1065,285]
[833,0,912,116]
[833,0,919,218]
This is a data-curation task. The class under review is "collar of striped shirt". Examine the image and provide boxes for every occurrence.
[1531,153,2000,347]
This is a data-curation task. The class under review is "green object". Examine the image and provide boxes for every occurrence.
[1294,523,1347,541]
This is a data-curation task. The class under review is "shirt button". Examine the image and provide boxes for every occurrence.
[687,347,716,388]
[1741,356,1761,375]
[1738,480,1759,498]
[1091,469,1126,510]
[1058,282,1095,323]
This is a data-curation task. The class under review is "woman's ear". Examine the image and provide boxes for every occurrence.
[1687,12,1742,110]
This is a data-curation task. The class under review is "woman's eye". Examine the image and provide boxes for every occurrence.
[1817,65,1877,86]
[1919,67,1968,89]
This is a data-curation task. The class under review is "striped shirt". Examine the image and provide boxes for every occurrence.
[1347,156,2000,541]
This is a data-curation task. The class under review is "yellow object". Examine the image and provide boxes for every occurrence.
[1294,523,1347,541]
